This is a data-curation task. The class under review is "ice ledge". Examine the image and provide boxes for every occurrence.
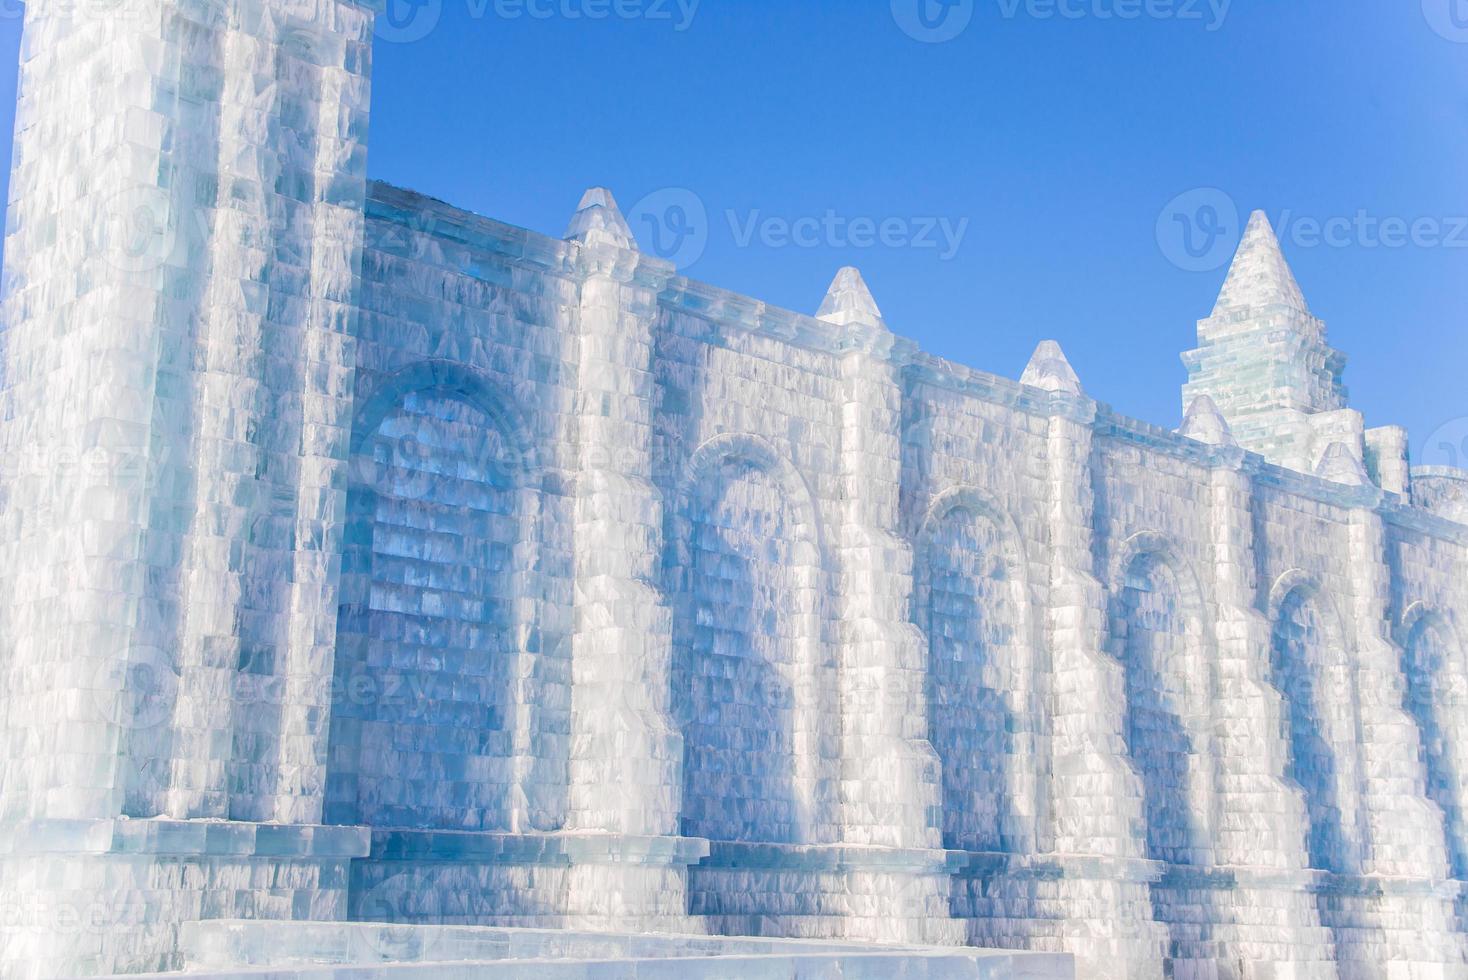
[959,850,1167,884]
[367,830,710,867]
[122,951,1070,980]
[698,840,967,875]
[146,920,1074,980]
[0,819,371,860]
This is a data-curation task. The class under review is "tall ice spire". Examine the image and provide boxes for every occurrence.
[1211,210,1308,316]
[1181,209,1353,475]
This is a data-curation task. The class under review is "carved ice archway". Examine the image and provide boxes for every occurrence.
[666,432,836,845]
[1398,602,1468,877]
[1107,531,1218,866]
[1267,569,1366,873]
[914,486,1041,854]
[325,360,556,832]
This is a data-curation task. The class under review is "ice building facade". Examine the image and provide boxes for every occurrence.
[1,0,1467,977]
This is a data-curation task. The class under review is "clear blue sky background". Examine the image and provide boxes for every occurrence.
[0,0,1464,455]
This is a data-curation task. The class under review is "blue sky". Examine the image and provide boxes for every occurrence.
[1,0,1464,458]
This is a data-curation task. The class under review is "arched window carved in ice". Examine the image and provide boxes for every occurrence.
[325,363,550,832]
[916,489,1037,854]
[1269,572,1365,874]
[667,434,836,845]
[1110,535,1216,867]
[1400,603,1468,878]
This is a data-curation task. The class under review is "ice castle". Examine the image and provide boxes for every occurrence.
[2,1,1468,977]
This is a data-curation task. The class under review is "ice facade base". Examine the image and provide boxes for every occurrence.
[117,920,1076,980]
[7,819,1468,977]
[0,820,370,980]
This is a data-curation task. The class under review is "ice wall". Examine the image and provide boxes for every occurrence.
[333,183,1468,978]
[1,1,1467,977]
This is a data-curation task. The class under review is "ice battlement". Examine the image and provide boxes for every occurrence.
[368,180,1463,525]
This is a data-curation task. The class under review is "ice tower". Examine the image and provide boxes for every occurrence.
[0,0,378,972]
[1181,210,1410,492]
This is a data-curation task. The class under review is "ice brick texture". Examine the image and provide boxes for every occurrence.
[919,500,1034,855]
[3,1,1468,978]
[326,389,534,831]
[671,454,835,845]
[0,0,375,826]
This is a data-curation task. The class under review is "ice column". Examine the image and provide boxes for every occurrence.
[1180,398,1334,969]
[0,0,201,822]
[1026,343,1142,859]
[1329,454,1462,965]
[562,189,702,927]
[1024,342,1166,979]
[819,268,943,851]
[1331,456,1448,879]
[1183,397,1310,870]
[169,1,374,825]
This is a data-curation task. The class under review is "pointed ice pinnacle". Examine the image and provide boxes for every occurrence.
[1020,340,1082,395]
[566,186,635,250]
[1179,395,1237,447]
[1212,210,1309,316]
[817,266,886,329]
[1316,441,1371,487]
